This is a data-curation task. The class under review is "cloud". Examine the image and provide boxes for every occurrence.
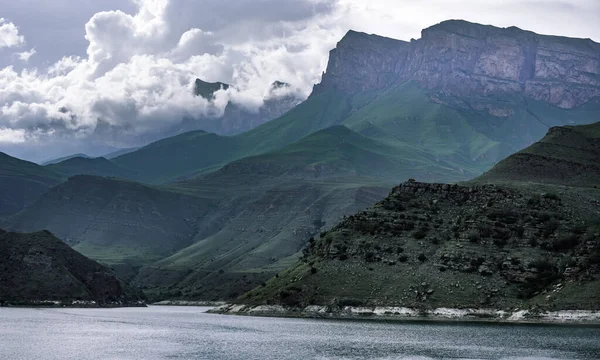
[0,18,25,49]
[15,48,37,62]
[0,128,26,144]
[0,0,599,162]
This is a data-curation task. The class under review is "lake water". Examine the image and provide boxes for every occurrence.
[0,306,599,359]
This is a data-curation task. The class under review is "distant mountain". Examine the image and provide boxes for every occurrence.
[41,153,91,166]
[4,175,215,280]
[46,156,136,179]
[0,229,144,306]
[0,152,64,217]
[103,147,141,159]
[476,122,600,187]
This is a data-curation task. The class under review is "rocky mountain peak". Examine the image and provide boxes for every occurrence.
[315,20,600,109]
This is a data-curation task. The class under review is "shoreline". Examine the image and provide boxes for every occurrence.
[152,300,227,307]
[0,300,147,308]
[209,304,600,325]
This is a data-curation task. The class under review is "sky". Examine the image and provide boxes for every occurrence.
[0,0,599,162]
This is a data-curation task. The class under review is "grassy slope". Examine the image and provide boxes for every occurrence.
[0,152,65,217]
[475,122,600,187]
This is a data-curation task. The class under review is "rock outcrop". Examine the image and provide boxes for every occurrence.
[314,20,600,109]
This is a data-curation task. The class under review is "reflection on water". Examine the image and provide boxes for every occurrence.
[0,306,599,359]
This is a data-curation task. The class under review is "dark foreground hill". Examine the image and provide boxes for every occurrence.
[0,229,145,306]
[237,181,600,311]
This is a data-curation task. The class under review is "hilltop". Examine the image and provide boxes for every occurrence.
[476,123,600,187]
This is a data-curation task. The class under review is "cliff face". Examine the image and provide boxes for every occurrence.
[315,20,600,109]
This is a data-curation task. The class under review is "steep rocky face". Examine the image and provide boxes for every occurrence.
[315,20,600,109]
[186,78,302,136]
[0,229,145,306]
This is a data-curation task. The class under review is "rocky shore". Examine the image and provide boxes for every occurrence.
[210,304,600,324]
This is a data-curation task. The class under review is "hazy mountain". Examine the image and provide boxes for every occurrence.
[0,229,144,306]
[0,152,65,217]
[41,153,91,166]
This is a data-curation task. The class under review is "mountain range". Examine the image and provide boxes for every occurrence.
[1,20,599,303]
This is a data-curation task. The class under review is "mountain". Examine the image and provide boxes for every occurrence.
[0,229,144,306]
[41,153,91,166]
[232,176,600,313]
[5,20,600,302]
[0,152,65,217]
[4,175,216,280]
[101,21,599,185]
[476,122,600,187]
[103,147,141,159]
[46,156,137,179]
[194,79,230,99]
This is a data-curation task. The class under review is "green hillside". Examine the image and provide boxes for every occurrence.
[0,152,65,217]
[4,175,217,280]
[476,122,600,187]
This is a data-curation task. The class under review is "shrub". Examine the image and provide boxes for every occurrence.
[396,247,405,254]
[543,219,560,238]
[514,226,525,238]
[477,224,492,238]
[527,195,541,207]
[552,235,580,251]
[364,251,375,263]
[571,224,587,235]
[543,192,560,201]
[417,253,427,262]
[413,230,427,240]
[398,254,409,262]
[468,232,481,243]
[310,267,318,274]
[494,237,508,247]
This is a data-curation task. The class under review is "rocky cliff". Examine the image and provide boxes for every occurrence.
[314,20,600,109]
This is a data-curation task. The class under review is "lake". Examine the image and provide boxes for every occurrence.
[0,306,599,359]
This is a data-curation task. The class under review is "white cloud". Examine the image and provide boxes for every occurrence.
[15,48,36,62]
[0,18,25,49]
[0,128,27,144]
